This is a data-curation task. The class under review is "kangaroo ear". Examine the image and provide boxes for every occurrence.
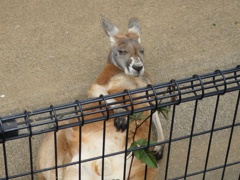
[100,15,119,44]
[128,17,141,43]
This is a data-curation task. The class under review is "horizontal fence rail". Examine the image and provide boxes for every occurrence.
[0,65,240,179]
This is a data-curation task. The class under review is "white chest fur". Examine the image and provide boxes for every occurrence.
[88,73,150,99]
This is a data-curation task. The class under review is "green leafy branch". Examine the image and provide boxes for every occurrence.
[127,85,175,179]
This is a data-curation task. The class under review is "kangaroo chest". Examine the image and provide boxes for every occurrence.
[88,72,151,99]
[107,73,150,91]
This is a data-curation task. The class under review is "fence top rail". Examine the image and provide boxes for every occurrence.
[0,65,239,142]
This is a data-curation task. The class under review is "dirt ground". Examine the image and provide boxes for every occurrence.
[0,0,240,179]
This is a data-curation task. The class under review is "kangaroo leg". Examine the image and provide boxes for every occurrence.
[152,111,165,160]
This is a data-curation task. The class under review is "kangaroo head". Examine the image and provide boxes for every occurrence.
[101,16,145,77]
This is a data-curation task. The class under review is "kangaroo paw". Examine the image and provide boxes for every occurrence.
[113,108,128,132]
[114,116,128,132]
[152,145,165,161]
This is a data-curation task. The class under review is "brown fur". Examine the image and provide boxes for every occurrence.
[37,108,159,179]
[95,64,122,85]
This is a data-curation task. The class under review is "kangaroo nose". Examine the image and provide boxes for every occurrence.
[132,65,143,72]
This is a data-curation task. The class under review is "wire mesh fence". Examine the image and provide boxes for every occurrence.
[0,65,239,179]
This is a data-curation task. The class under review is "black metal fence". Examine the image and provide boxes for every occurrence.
[0,65,240,180]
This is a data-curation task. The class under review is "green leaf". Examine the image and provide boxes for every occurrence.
[133,149,142,160]
[133,148,158,168]
[129,112,147,122]
[127,141,138,156]
[128,138,158,168]
[158,106,170,120]
[135,139,148,146]
[135,139,156,147]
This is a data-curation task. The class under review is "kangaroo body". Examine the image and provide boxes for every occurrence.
[37,16,164,180]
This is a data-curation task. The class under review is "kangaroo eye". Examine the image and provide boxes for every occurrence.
[140,49,144,54]
[118,49,127,55]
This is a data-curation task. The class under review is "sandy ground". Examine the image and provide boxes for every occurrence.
[0,0,240,179]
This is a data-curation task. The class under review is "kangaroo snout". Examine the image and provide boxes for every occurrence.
[132,65,143,72]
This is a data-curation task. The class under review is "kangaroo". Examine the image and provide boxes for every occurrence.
[37,16,164,180]
[88,16,164,157]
